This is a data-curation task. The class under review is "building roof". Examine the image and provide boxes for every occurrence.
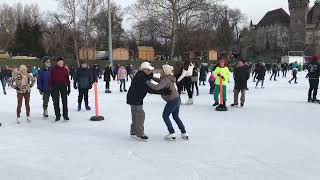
[307,3,320,24]
[257,8,290,28]
[138,46,154,51]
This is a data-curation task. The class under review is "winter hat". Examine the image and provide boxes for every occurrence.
[42,56,50,63]
[312,55,318,62]
[162,64,174,75]
[57,57,64,62]
[140,62,154,70]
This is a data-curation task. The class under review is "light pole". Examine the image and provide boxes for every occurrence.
[108,0,113,66]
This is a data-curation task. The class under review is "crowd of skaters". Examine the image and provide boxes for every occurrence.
[0,55,319,140]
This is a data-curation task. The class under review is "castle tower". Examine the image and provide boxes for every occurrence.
[288,0,309,50]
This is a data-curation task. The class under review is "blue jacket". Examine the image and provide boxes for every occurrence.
[37,67,50,92]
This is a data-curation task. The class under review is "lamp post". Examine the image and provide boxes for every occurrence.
[108,0,113,66]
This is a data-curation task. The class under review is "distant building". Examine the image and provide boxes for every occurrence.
[250,0,320,56]
[137,46,155,61]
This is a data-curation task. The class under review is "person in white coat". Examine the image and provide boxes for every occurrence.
[177,60,194,105]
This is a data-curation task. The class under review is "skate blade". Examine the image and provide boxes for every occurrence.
[164,137,176,141]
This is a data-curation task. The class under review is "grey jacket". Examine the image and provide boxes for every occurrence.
[146,75,179,102]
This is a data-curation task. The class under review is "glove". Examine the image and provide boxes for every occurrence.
[221,76,225,80]
[74,84,78,89]
[88,84,92,89]
[39,91,43,95]
[217,73,221,77]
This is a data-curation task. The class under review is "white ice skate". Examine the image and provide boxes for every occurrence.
[164,133,176,141]
[16,118,21,124]
[184,98,193,105]
[181,133,189,140]
[27,117,31,123]
[43,110,48,118]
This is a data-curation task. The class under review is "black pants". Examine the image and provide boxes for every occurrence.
[191,81,199,95]
[283,70,287,77]
[270,71,277,80]
[308,79,319,100]
[178,77,192,98]
[52,85,68,118]
[289,72,297,83]
[78,88,89,106]
[120,79,126,91]
[105,81,110,90]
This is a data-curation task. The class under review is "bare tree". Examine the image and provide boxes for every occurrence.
[56,0,81,66]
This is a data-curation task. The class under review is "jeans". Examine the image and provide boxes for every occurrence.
[105,81,110,90]
[234,89,246,104]
[1,78,6,92]
[256,80,264,87]
[162,97,186,134]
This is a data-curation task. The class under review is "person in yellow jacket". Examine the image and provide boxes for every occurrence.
[212,59,231,106]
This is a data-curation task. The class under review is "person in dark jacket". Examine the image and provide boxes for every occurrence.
[306,56,320,102]
[269,63,278,81]
[199,63,208,85]
[37,56,51,117]
[0,67,7,95]
[104,63,113,93]
[74,61,93,111]
[231,60,250,107]
[255,63,266,88]
[49,57,70,122]
[127,62,170,141]
[91,64,101,82]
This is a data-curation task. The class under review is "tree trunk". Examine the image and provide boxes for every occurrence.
[170,0,177,59]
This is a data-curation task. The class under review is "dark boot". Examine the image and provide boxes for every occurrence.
[212,101,219,106]
[77,104,81,111]
[231,103,238,107]
[85,105,91,111]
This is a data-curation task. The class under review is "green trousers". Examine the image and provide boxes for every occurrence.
[214,85,227,102]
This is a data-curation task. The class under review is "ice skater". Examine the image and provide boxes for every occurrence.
[212,58,231,107]
[177,60,194,105]
[50,57,71,122]
[117,65,127,92]
[37,56,51,118]
[104,63,113,93]
[146,64,188,141]
[74,61,93,111]
[231,60,250,107]
[306,56,320,102]
[127,62,171,141]
[9,65,36,123]
[255,63,266,88]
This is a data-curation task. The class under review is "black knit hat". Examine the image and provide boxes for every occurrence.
[42,56,50,63]
[57,57,64,62]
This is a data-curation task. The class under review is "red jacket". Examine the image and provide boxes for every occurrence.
[49,65,70,87]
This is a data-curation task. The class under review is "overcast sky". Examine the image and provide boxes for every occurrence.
[1,0,318,28]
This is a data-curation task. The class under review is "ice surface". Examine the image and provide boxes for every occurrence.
[0,71,319,180]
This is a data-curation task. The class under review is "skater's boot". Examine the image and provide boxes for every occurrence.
[288,81,291,84]
[231,103,238,107]
[27,117,31,123]
[164,133,176,141]
[136,134,149,141]
[54,116,61,122]
[124,89,128,92]
[85,105,91,111]
[16,117,21,124]
[77,104,81,111]
[196,92,199,96]
[43,109,48,118]
[185,98,193,105]
[3,90,6,95]
[63,116,70,121]
[181,133,189,140]
[241,103,244,107]
[212,101,219,106]
[308,98,312,102]
[223,101,227,107]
